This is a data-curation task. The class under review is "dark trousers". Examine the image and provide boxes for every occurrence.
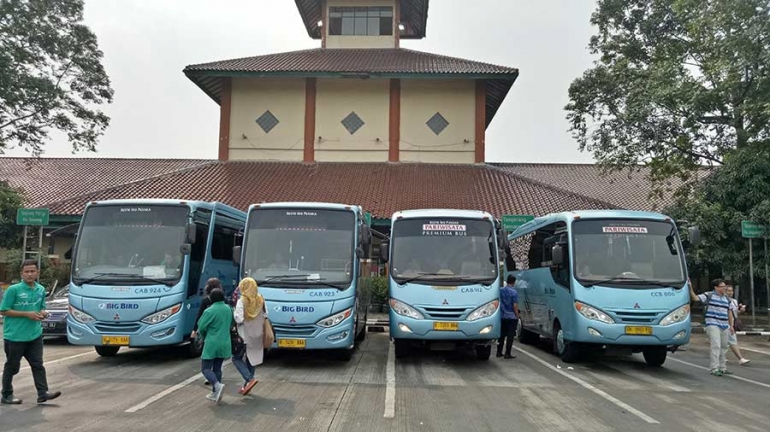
[201,358,224,392]
[2,336,49,398]
[497,319,517,356]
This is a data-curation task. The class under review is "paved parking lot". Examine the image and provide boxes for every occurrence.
[1,327,769,432]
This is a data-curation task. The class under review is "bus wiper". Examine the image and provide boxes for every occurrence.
[624,279,682,289]
[79,273,174,287]
[263,274,311,281]
[399,273,473,284]
[582,276,643,288]
[260,275,344,290]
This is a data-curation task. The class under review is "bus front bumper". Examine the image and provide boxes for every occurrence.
[269,319,356,351]
[389,313,500,341]
[573,318,691,346]
[66,315,185,347]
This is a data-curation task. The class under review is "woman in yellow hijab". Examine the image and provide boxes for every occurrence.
[233,277,268,395]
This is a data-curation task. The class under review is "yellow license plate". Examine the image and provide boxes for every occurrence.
[625,326,653,335]
[433,322,459,331]
[278,339,306,349]
[101,335,130,346]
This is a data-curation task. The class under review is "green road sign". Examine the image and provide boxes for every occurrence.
[502,214,534,231]
[365,212,372,226]
[16,208,49,226]
[742,220,767,239]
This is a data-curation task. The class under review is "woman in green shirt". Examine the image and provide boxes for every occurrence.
[196,288,232,403]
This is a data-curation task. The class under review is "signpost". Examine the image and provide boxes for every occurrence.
[742,220,768,325]
[16,208,50,271]
[502,214,534,232]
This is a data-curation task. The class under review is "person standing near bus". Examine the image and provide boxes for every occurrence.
[497,274,520,359]
[1,260,62,405]
[232,277,266,396]
[197,288,232,403]
[725,284,750,365]
[689,278,734,376]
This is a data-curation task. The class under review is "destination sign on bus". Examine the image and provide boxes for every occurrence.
[422,221,467,236]
[602,226,648,234]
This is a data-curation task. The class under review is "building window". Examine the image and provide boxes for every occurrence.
[329,7,393,36]
[256,110,279,134]
[426,112,449,135]
[341,111,365,135]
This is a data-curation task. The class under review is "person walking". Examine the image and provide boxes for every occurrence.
[725,284,750,365]
[689,278,734,376]
[231,277,267,396]
[1,260,61,404]
[191,278,222,386]
[196,288,233,403]
[497,274,520,359]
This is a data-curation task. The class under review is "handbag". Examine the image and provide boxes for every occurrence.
[230,320,246,355]
[263,318,275,348]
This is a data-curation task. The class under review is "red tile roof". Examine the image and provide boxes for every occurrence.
[183,48,518,128]
[491,163,711,211]
[44,161,616,217]
[0,157,214,208]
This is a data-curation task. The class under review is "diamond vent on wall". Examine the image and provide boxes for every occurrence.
[426,112,449,135]
[256,110,279,133]
[341,112,365,135]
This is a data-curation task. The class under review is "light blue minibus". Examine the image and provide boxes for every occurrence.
[380,209,510,360]
[67,199,246,357]
[236,202,372,361]
[507,210,700,366]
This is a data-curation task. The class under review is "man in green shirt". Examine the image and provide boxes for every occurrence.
[1,260,62,405]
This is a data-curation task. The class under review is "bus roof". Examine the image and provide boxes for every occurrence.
[246,201,362,213]
[84,199,245,218]
[391,208,495,221]
[509,209,673,238]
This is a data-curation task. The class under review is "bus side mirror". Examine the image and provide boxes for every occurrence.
[185,223,197,244]
[688,226,701,246]
[232,246,242,266]
[552,244,564,266]
[361,225,372,248]
[180,243,191,255]
[379,243,389,263]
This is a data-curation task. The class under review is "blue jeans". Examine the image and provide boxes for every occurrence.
[201,358,224,392]
[231,347,254,384]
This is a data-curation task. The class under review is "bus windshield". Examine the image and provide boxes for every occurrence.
[572,219,686,288]
[243,208,355,286]
[391,218,498,284]
[72,205,187,285]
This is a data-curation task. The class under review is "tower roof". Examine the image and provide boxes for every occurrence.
[295,0,429,39]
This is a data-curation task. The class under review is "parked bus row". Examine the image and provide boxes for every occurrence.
[65,199,699,367]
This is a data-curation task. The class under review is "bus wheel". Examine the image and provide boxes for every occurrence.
[338,348,354,361]
[518,320,539,345]
[475,345,492,361]
[394,339,409,359]
[95,346,120,357]
[553,322,580,363]
[642,347,667,367]
[355,316,366,342]
[186,338,203,358]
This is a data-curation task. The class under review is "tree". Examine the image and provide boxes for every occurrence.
[0,0,113,156]
[566,0,770,193]
[666,143,770,278]
[0,180,23,248]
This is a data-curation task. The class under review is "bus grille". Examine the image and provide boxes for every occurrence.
[273,324,316,338]
[608,310,662,324]
[422,307,471,320]
[94,323,142,333]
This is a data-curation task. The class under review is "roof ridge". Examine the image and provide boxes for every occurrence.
[38,161,220,209]
[484,164,620,209]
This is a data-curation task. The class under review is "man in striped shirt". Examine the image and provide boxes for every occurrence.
[689,278,735,376]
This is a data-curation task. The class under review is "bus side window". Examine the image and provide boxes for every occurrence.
[545,233,570,289]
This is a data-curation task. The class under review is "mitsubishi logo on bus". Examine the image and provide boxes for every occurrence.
[442,299,449,305]
[289,316,296,323]
[113,314,120,320]
[633,303,641,309]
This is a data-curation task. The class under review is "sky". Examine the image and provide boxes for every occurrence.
[4,0,600,163]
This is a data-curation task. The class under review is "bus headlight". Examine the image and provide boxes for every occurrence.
[69,305,95,324]
[467,300,499,322]
[141,304,182,325]
[660,305,690,326]
[389,299,424,320]
[575,301,614,324]
[317,308,352,328]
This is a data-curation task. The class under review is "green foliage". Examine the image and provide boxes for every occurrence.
[0,0,114,155]
[4,249,70,291]
[566,0,770,195]
[666,143,770,277]
[369,275,389,305]
[0,180,23,248]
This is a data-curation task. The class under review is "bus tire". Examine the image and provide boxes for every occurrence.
[642,347,667,367]
[95,346,120,357]
[553,322,580,363]
[394,339,409,359]
[475,345,492,361]
[518,320,539,345]
[355,316,366,342]
[338,348,354,361]
[186,338,203,358]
